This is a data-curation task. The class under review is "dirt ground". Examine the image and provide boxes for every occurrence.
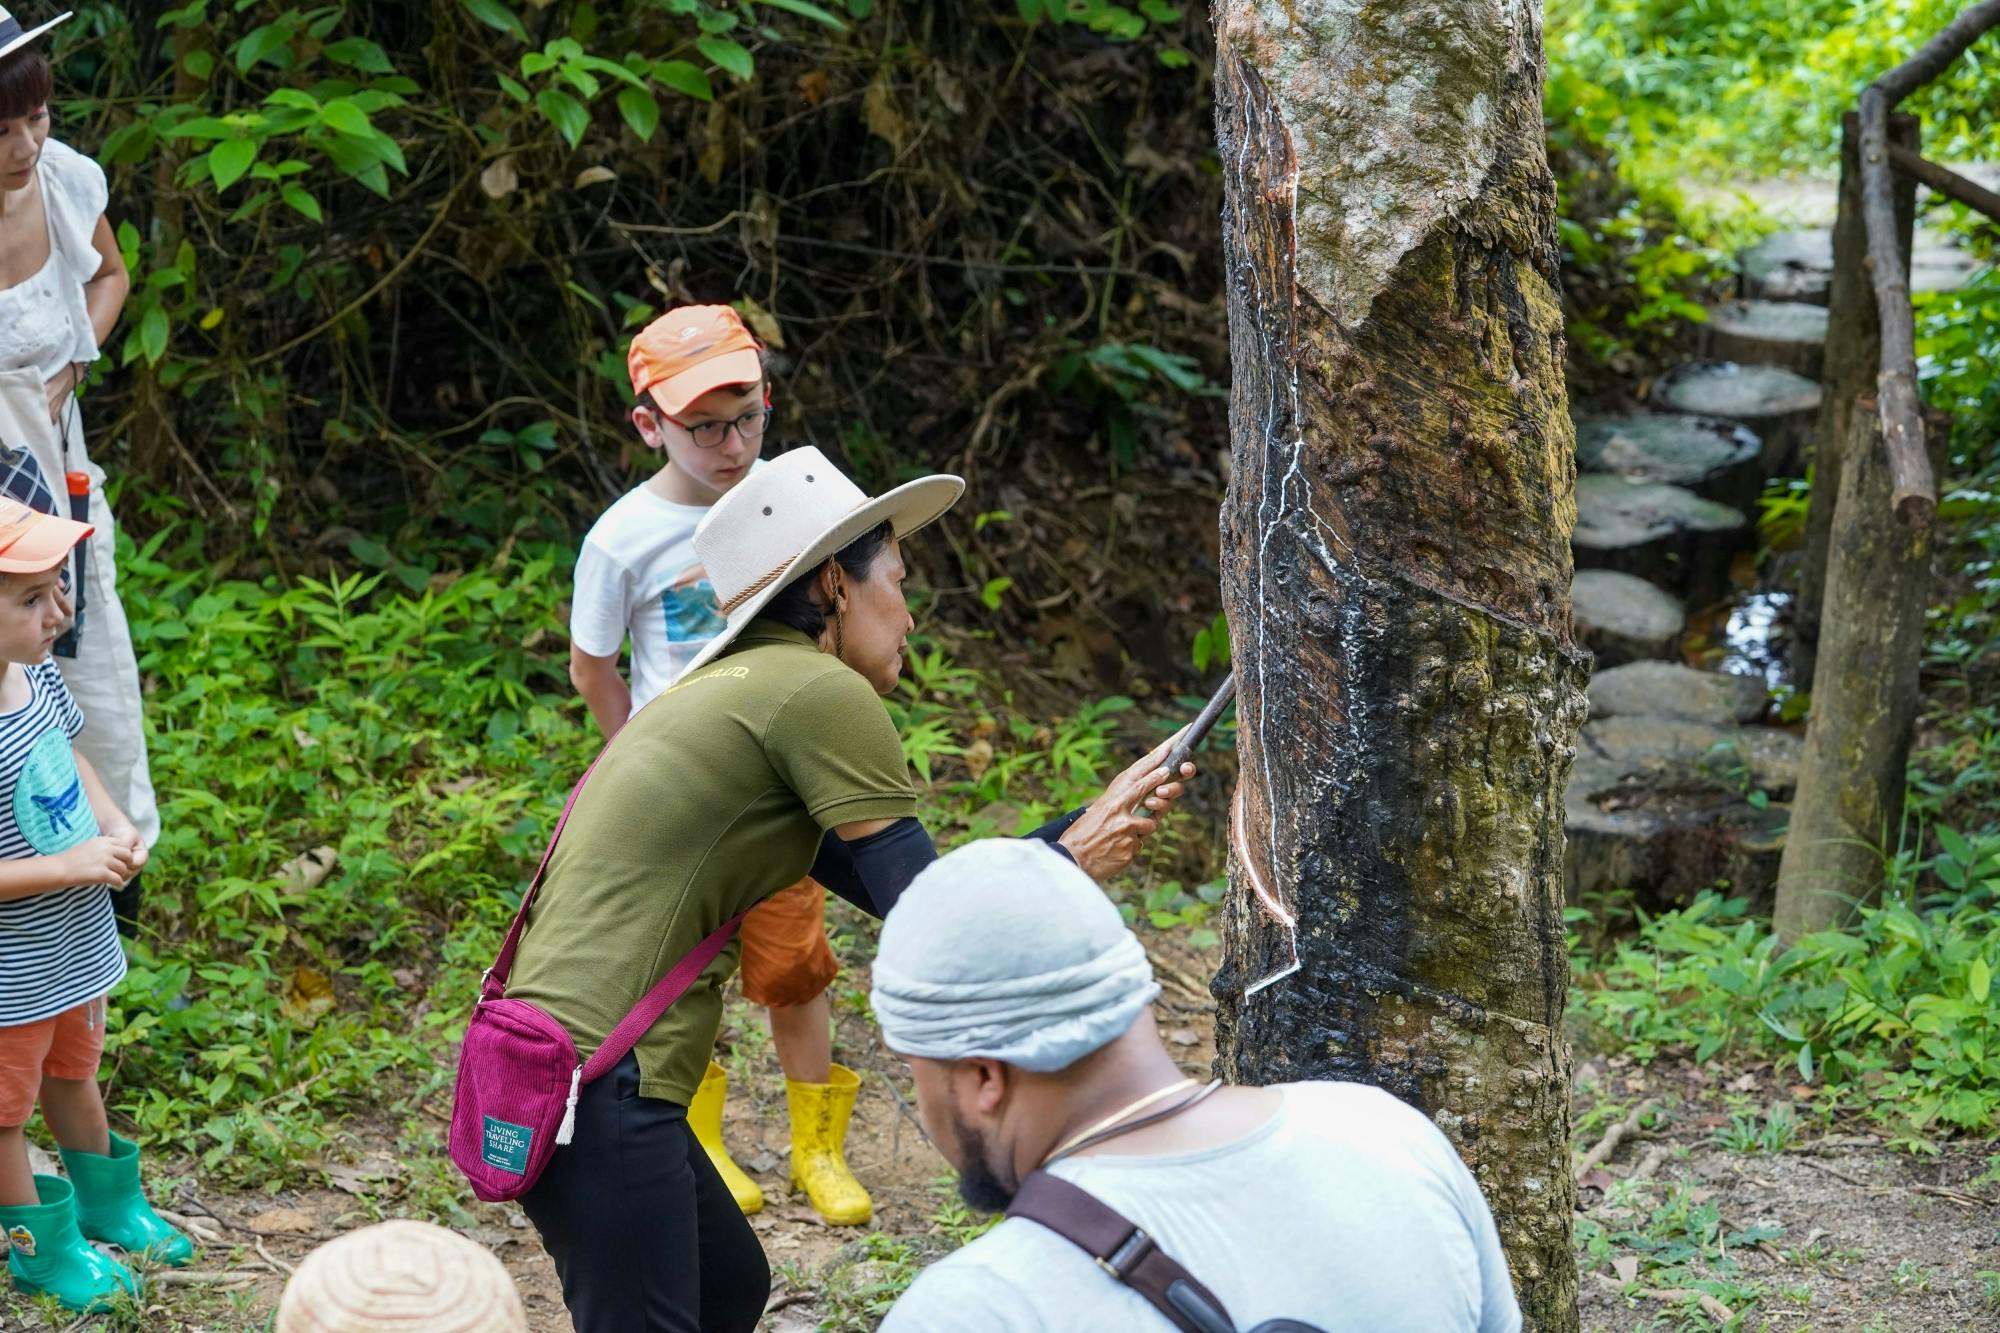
[2,932,1995,1332]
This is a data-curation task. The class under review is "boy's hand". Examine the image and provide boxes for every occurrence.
[108,826,148,880]
[58,836,140,887]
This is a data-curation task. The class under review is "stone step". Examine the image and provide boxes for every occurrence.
[1572,474,1748,603]
[1588,661,1768,725]
[1573,570,1686,666]
[1740,226,1979,305]
[1575,411,1765,513]
[1652,359,1822,475]
[1564,713,1800,906]
[1703,298,1828,380]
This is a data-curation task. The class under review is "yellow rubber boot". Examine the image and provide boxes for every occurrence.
[688,1061,763,1215]
[787,1064,872,1226]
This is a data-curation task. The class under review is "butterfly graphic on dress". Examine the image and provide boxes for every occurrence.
[31,776,83,833]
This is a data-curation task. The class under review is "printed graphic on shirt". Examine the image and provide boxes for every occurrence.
[12,727,98,856]
[660,564,727,673]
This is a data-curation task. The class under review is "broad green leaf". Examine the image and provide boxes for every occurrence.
[1971,957,1992,1004]
[319,99,374,138]
[265,88,320,112]
[697,35,755,82]
[617,87,660,142]
[653,60,713,102]
[322,37,394,74]
[535,88,590,148]
[139,307,169,365]
[208,137,257,191]
[497,74,530,103]
[756,0,849,30]
[280,184,323,222]
[846,0,873,15]
[233,24,292,74]
[462,0,528,42]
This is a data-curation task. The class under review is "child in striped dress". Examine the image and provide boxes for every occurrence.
[0,499,188,1312]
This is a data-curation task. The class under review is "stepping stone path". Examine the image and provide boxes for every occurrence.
[1704,298,1828,380]
[1575,412,1765,513]
[1565,198,1984,907]
[1652,359,1822,475]
[1573,571,1686,667]
[1739,225,1979,305]
[1572,475,1746,603]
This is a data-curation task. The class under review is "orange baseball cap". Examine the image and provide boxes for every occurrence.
[0,499,90,574]
[627,305,764,418]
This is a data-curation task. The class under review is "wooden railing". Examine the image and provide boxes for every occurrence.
[1775,0,2000,941]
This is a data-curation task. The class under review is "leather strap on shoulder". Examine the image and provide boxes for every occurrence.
[1006,1170,1239,1333]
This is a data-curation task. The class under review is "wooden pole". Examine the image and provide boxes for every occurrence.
[1796,113,1917,687]
[1887,143,2000,222]
[1774,397,1949,943]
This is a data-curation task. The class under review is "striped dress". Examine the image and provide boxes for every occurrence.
[0,658,124,1026]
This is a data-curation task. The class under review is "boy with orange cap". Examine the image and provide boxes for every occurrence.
[565,304,872,1225]
[0,499,191,1312]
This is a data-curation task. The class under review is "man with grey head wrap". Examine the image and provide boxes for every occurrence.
[874,839,1522,1333]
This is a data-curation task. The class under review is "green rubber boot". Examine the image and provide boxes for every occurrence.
[2,1174,139,1312]
[60,1131,194,1266]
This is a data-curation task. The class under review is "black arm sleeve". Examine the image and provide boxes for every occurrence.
[809,818,939,919]
[810,807,1088,918]
[1026,807,1087,847]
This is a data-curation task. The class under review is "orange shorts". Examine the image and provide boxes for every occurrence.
[739,878,838,1009]
[0,997,106,1126]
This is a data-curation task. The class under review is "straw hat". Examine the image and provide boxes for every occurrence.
[676,445,963,681]
[0,7,71,63]
[273,1219,527,1333]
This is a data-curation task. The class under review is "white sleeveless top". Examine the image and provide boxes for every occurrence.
[0,137,108,380]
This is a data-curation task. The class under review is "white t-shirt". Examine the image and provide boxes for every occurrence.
[882,1082,1522,1333]
[569,468,761,712]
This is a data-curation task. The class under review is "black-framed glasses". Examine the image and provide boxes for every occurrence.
[671,407,771,449]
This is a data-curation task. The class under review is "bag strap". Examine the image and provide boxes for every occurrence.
[581,910,744,1083]
[1007,1171,1240,1333]
[480,753,749,1085]
[482,756,602,998]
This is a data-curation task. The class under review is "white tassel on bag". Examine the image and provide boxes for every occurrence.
[555,1065,582,1145]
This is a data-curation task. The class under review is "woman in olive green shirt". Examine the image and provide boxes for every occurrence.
[509,446,1194,1333]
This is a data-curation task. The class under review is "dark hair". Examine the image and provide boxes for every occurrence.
[0,48,52,122]
[760,521,895,640]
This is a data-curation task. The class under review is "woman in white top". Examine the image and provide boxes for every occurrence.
[0,7,159,921]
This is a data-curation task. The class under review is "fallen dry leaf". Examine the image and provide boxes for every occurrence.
[247,1206,317,1236]
[1613,1256,1639,1284]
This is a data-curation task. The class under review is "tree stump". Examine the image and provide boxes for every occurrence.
[1572,475,1747,603]
[1565,712,1799,908]
[1703,299,1829,380]
[1572,571,1685,666]
[1588,661,1768,725]
[1574,412,1765,514]
[1741,230,1835,305]
[1742,225,1973,306]
[1652,360,1823,476]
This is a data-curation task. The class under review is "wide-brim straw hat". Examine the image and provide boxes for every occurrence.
[274,1218,527,1332]
[0,8,72,63]
[676,445,963,682]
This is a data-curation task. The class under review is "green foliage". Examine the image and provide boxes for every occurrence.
[102,521,589,1179]
[1577,1179,1785,1327]
[1571,863,2000,1148]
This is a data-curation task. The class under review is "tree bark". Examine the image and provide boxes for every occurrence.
[1796,112,1916,686]
[1207,4,1586,1329]
[1774,398,1947,942]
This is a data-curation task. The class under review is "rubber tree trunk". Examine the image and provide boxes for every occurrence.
[1796,112,1917,686]
[1206,4,1587,1329]
[1774,399,1947,942]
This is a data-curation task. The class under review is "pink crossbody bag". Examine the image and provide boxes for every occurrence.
[448,760,745,1202]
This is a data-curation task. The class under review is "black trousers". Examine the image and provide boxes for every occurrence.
[520,1053,770,1333]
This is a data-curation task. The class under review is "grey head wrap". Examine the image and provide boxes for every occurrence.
[870,839,1160,1071]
